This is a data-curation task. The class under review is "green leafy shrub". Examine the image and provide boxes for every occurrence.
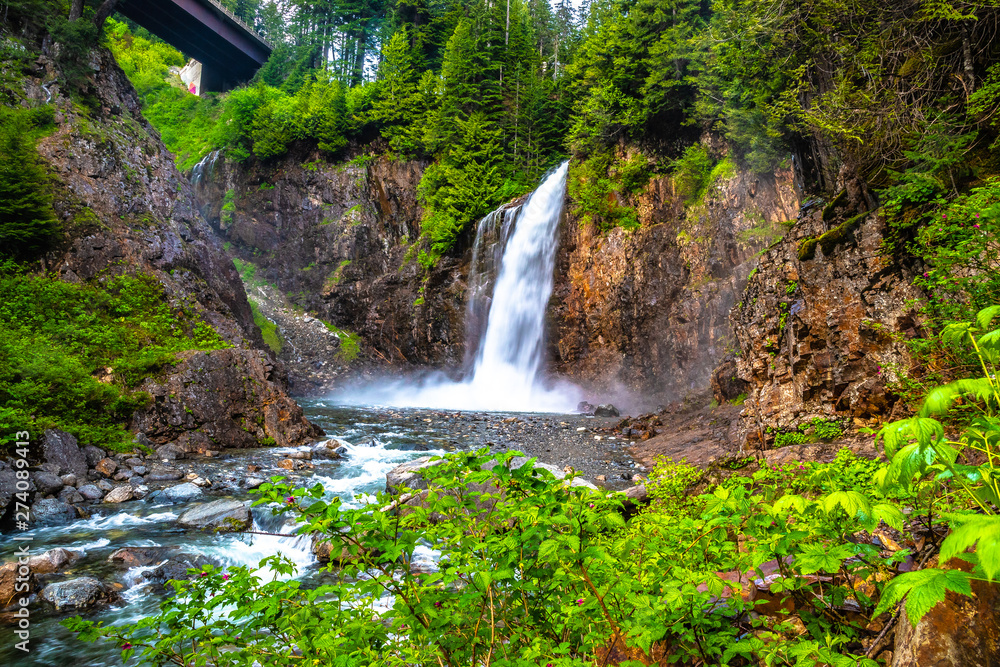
[672,143,715,202]
[249,299,281,354]
[0,268,229,453]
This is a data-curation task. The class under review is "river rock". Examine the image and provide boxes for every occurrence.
[41,430,88,478]
[155,444,187,460]
[127,475,144,486]
[96,479,113,492]
[577,401,596,414]
[77,484,104,501]
[385,457,442,494]
[40,577,114,611]
[103,485,134,503]
[94,458,117,477]
[147,482,203,504]
[593,404,621,418]
[108,546,218,582]
[0,463,24,516]
[58,487,84,504]
[0,562,36,610]
[177,498,252,531]
[59,474,78,487]
[125,458,144,467]
[32,471,64,496]
[244,477,265,489]
[82,445,106,469]
[27,548,78,574]
[146,465,184,481]
[31,498,78,525]
[132,465,148,476]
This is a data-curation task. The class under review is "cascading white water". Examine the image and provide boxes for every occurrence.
[337,161,582,412]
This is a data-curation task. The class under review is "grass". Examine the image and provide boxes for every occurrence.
[321,320,361,363]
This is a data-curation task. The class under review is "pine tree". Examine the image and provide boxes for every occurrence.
[0,108,59,260]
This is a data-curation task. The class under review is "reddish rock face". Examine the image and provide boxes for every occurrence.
[729,173,924,448]
[892,558,1000,667]
[552,160,800,408]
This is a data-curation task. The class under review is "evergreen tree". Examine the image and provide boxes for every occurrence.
[0,108,59,260]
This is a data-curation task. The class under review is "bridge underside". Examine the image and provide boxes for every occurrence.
[117,0,270,92]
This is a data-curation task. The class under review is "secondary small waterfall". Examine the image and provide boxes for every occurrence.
[338,161,581,412]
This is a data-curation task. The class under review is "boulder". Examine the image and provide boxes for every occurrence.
[177,499,252,531]
[147,482,202,504]
[0,562,36,611]
[76,485,104,501]
[593,404,621,418]
[711,353,749,403]
[155,444,187,461]
[57,487,84,504]
[94,458,117,477]
[39,577,114,611]
[892,559,1000,666]
[576,401,596,414]
[0,463,26,516]
[146,465,184,482]
[31,498,78,525]
[108,546,218,582]
[96,480,113,492]
[82,446,106,468]
[31,471,64,496]
[41,430,88,478]
[103,485,135,504]
[129,348,322,449]
[27,548,78,574]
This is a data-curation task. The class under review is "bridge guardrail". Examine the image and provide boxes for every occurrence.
[203,0,274,49]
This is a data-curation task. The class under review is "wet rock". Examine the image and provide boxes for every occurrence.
[385,457,442,494]
[41,430,88,478]
[32,471,64,496]
[285,450,312,460]
[132,465,148,476]
[103,485,134,504]
[40,577,114,611]
[146,465,184,482]
[276,459,295,470]
[96,480,113,492]
[109,546,218,582]
[177,499,252,531]
[0,463,25,516]
[146,482,203,504]
[57,487,84,504]
[59,474,78,487]
[594,404,621,418]
[31,498,78,525]
[577,401,596,414]
[94,458,117,477]
[127,475,144,486]
[311,443,342,460]
[244,477,265,490]
[82,446,106,469]
[27,548,78,574]
[0,562,36,610]
[133,485,149,499]
[77,485,104,501]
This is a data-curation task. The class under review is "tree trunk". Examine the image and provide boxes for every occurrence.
[69,0,84,21]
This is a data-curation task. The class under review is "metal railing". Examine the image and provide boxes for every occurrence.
[202,0,274,49]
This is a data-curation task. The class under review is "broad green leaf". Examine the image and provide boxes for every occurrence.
[874,568,973,626]
[939,514,1000,580]
[822,490,871,520]
[772,493,808,515]
[976,305,1000,331]
[796,543,853,574]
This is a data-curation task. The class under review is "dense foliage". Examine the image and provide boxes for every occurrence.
[0,268,230,453]
[0,105,59,259]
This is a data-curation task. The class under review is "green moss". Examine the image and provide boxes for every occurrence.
[221,189,236,226]
[821,189,847,222]
[324,259,352,290]
[249,299,282,354]
[798,212,868,261]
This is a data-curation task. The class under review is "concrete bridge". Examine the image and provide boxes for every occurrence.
[116,0,272,92]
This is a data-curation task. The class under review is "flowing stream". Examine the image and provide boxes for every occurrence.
[0,405,461,666]
[336,161,582,413]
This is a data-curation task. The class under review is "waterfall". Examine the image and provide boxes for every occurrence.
[190,150,221,187]
[336,161,581,413]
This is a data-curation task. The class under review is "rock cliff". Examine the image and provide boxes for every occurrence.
[19,47,317,449]
[191,151,470,382]
[553,163,801,408]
